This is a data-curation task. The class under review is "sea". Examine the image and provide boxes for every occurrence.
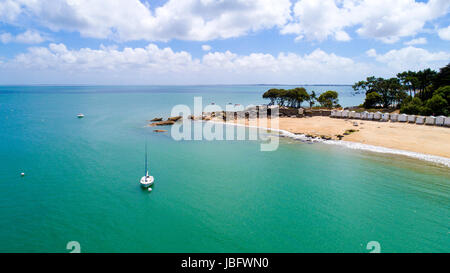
[0,85,448,253]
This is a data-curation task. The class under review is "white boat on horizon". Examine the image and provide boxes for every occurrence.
[140,144,154,188]
[77,113,85,118]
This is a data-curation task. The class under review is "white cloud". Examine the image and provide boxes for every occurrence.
[3,43,371,84]
[0,0,292,42]
[282,0,450,43]
[0,0,21,22]
[366,49,377,57]
[0,30,47,44]
[201,45,212,51]
[438,26,450,40]
[404,37,427,46]
[367,46,450,71]
[0,33,13,43]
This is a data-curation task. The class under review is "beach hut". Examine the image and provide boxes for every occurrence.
[367,112,374,120]
[381,113,390,122]
[435,116,445,126]
[335,110,342,118]
[360,111,369,120]
[330,110,336,118]
[349,111,356,119]
[390,113,398,122]
[416,116,425,125]
[341,110,349,118]
[354,112,361,119]
[398,114,407,122]
[425,116,436,125]
[407,115,416,123]
[373,112,382,120]
[444,117,450,127]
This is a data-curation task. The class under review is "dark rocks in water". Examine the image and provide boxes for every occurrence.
[150,117,163,122]
[153,129,168,132]
[149,120,175,126]
[168,116,182,121]
[336,134,344,140]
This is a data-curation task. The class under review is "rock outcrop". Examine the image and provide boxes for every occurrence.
[168,116,182,121]
[149,120,176,126]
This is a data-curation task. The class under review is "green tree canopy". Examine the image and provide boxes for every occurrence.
[318,91,339,108]
[363,92,382,108]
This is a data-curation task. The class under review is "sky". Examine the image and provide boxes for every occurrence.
[0,0,449,85]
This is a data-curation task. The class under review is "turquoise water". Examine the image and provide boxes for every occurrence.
[0,85,448,253]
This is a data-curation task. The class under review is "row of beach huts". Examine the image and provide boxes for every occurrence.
[330,110,450,126]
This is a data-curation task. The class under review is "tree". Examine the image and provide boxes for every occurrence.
[292,87,309,108]
[352,76,379,95]
[376,78,402,108]
[363,92,382,108]
[276,89,288,106]
[318,91,339,108]
[416,68,437,100]
[400,97,423,115]
[426,94,448,116]
[434,85,450,102]
[262,88,279,105]
[432,63,450,89]
[397,71,419,97]
[308,91,317,108]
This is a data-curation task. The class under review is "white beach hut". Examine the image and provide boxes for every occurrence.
[373,112,382,120]
[342,110,349,118]
[367,112,374,120]
[354,112,361,119]
[361,111,369,120]
[435,116,445,126]
[330,110,336,118]
[335,110,342,118]
[398,114,407,122]
[425,116,436,125]
[444,117,450,127]
[381,113,390,122]
[349,111,356,119]
[416,116,425,125]
[407,115,416,123]
[390,113,398,122]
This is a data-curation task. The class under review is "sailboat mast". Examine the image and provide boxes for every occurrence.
[145,142,148,176]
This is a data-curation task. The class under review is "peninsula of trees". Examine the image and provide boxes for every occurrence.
[262,88,340,109]
[353,63,450,116]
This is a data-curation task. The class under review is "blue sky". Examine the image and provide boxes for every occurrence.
[0,0,449,85]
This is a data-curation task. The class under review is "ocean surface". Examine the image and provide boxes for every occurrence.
[0,85,448,253]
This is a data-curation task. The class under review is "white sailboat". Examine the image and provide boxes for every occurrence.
[140,144,154,188]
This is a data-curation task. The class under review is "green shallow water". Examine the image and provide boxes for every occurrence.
[0,86,448,253]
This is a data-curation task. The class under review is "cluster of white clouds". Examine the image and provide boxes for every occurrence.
[366,46,450,71]
[438,26,450,40]
[1,42,369,83]
[0,30,46,44]
[1,42,447,84]
[404,37,427,46]
[0,0,448,43]
[0,0,448,84]
[0,0,291,42]
[282,0,450,43]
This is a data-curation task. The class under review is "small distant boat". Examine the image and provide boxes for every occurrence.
[77,114,85,118]
[140,143,154,188]
[211,102,215,105]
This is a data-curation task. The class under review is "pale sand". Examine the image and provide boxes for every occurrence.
[217,116,450,158]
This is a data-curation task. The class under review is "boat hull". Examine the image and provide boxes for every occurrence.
[140,176,154,188]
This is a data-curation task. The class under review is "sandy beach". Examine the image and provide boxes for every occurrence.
[217,116,450,158]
